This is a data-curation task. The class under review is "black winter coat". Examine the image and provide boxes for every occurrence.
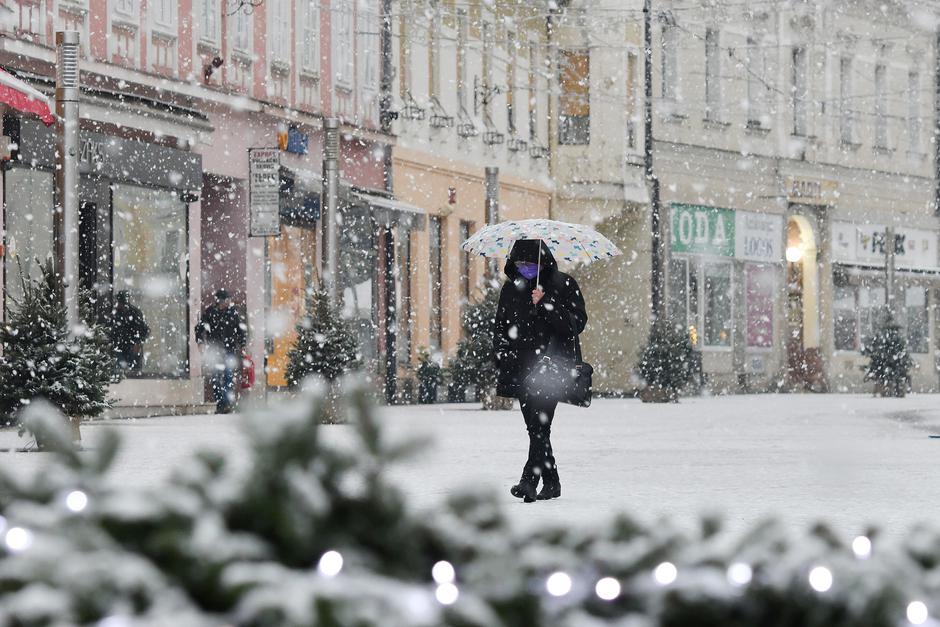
[196,304,247,353]
[111,303,150,351]
[493,240,588,399]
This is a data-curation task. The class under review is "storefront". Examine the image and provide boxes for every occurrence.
[828,221,940,391]
[667,203,785,390]
[2,116,203,406]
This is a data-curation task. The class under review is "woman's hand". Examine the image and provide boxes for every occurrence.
[532,288,544,305]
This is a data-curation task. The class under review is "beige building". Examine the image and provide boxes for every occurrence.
[390,0,553,384]
[552,0,940,394]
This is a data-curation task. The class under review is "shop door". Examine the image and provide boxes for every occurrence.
[785,259,805,380]
[78,201,97,295]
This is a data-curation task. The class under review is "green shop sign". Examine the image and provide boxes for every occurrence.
[670,203,734,257]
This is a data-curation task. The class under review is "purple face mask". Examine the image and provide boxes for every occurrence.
[515,262,540,280]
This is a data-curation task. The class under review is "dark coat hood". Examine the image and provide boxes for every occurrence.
[504,239,558,280]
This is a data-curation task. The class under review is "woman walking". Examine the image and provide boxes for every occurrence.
[493,239,588,503]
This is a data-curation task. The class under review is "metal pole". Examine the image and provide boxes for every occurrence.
[322,117,340,303]
[934,26,940,216]
[485,166,499,280]
[55,31,80,332]
[885,226,896,318]
[644,0,665,321]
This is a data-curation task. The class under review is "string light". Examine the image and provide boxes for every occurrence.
[808,566,832,593]
[545,571,572,597]
[653,562,678,586]
[432,560,455,584]
[595,577,620,601]
[435,582,459,605]
[727,562,752,587]
[907,601,929,625]
[852,536,872,559]
[65,490,88,513]
[4,527,33,553]
[318,550,343,577]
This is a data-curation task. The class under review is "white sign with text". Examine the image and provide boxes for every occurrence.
[249,147,281,237]
[831,221,938,270]
[734,211,784,263]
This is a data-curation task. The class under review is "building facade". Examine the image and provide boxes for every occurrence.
[553,0,940,394]
[389,0,553,386]
[0,0,399,412]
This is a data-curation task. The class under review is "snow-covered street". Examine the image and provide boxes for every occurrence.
[2,394,939,538]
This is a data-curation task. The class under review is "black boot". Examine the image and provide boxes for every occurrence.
[536,466,560,500]
[510,466,539,503]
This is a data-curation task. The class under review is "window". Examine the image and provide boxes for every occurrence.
[231,6,250,52]
[152,0,173,28]
[114,0,135,16]
[661,22,678,101]
[746,36,767,125]
[703,262,732,347]
[792,46,807,136]
[456,9,468,111]
[559,49,589,144]
[428,2,441,98]
[905,286,929,354]
[529,43,539,142]
[668,257,700,347]
[17,0,43,39]
[459,221,473,304]
[745,264,774,348]
[704,28,720,120]
[300,1,319,73]
[3,168,53,313]
[334,0,354,87]
[840,57,854,143]
[833,286,858,351]
[358,0,379,94]
[874,63,888,148]
[112,184,188,377]
[626,51,638,147]
[429,216,443,348]
[859,285,886,350]
[199,0,220,44]
[909,71,921,152]
[269,0,291,64]
[506,31,517,135]
[481,21,493,117]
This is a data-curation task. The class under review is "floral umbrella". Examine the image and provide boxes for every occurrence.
[461,218,622,265]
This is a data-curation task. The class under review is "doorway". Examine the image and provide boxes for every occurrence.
[785,215,824,390]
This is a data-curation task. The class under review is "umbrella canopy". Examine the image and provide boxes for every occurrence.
[0,69,55,126]
[461,218,621,264]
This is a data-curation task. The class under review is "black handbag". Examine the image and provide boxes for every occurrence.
[522,335,593,407]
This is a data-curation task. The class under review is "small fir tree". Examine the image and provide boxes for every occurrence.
[638,318,697,402]
[446,283,501,406]
[286,289,361,387]
[862,309,913,397]
[0,260,114,433]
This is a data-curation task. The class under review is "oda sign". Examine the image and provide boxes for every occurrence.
[249,147,281,237]
[671,204,783,262]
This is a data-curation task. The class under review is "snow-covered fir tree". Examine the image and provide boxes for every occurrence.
[639,318,697,402]
[0,261,114,427]
[286,289,361,386]
[862,309,913,397]
[447,284,500,403]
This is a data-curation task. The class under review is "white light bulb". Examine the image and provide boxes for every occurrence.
[435,582,459,605]
[595,577,620,601]
[432,560,455,584]
[727,562,752,587]
[4,527,33,552]
[852,536,872,559]
[653,562,678,586]
[907,601,929,625]
[545,571,572,597]
[786,245,803,263]
[66,490,88,513]
[808,566,832,592]
[318,550,343,577]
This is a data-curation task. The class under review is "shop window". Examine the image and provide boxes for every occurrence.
[112,184,188,377]
[429,216,443,349]
[703,262,732,347]
[559,49,589,145]
[396,227,413,364]
[667,257,699,346]
[833,285,858,351]
[858,285,886,350]
[339,206,376,362]
[745,264,774,348]
[905,286,929,354]
[459,220,473,305]
[3,168,53,312]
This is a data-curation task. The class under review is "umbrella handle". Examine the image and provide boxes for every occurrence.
[536,240,542,290]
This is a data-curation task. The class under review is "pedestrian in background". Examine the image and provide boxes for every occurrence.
[111,290,150,375]
[196,289,247,413]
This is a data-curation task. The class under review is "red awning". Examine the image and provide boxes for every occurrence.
[0,69,54,126]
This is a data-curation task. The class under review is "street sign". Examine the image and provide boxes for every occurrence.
[249,147,280,237]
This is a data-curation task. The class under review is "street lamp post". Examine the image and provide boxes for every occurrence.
[55,31,80,331]
[322,117,340,303]
[643,0,665,321]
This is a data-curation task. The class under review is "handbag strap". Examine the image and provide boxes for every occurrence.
[574,333,583,364]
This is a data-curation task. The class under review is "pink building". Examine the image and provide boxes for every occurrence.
[0,0,411,413]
